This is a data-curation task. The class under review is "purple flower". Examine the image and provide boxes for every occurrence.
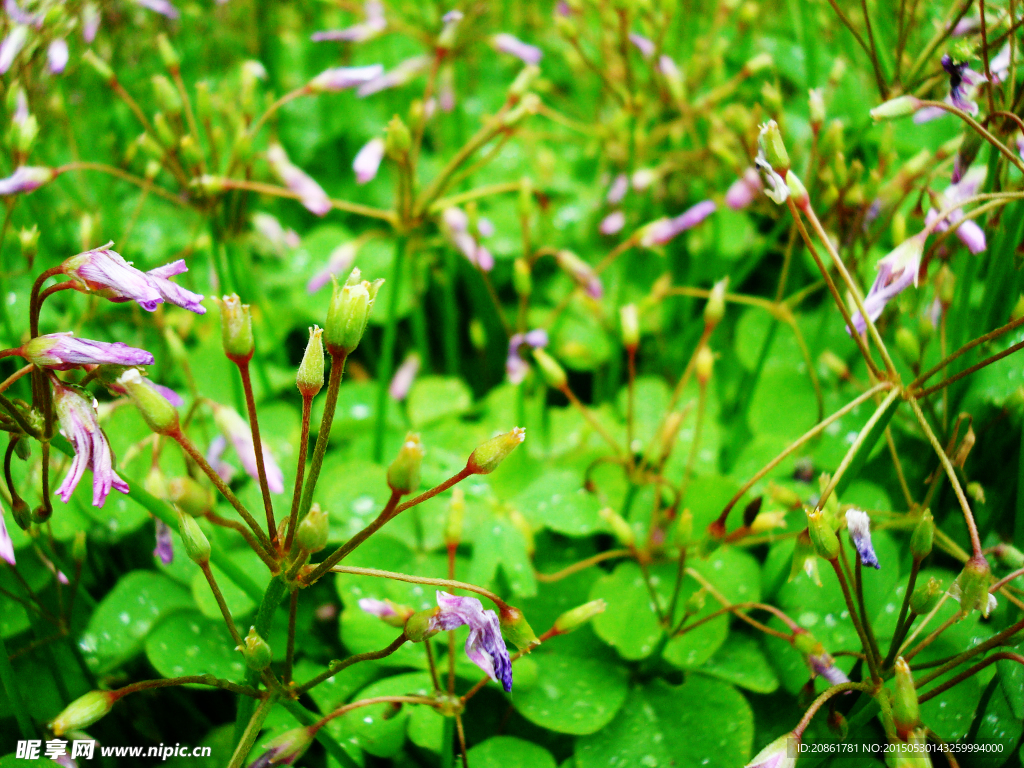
[845,509,879,569]
[0,25,28,74]
[917,55,987,122]
[808,649,850,685]
[926,167,987,254]
[358,596,412,627]
[847,232,927,335]
[307,241,358,294]
[82,3,101,42]
[206,435,236,484]
[659,54,680,79]
[725,167,763,210]
[389,352,420,400]
[267,144,332,217]
[153,519,174,564]
[606,173,628,205]
[493,33,542,65]
[506,329,548,384]
[307,64,384,93]
[21,333,154,370]
[353,137,385,184]
[5,0,44,27]
[0,504,15,565]
[61,246,166,311]
[47,38,69,74]
[146,260,207,314]
[429,591,513,692]
[134,0,179,19]
[599,210,625,235]
[357,55,431,97]
[53,382,129,507]
[639,200,716,246]
[442,207,494,271]
[311,0,386,42]
[153,383,184,407]
[0,166,56,196]
[211,404,284,493]
[628,33,654,58]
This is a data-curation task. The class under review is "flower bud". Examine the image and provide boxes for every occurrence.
[117,369,179,435]
[509,65,540,98]
[869,95,922,121]
[757,120,789,172]
[704,278,727,328]
[178,510,211,565]
[806,507,839,561]
[620,304,639,349]
[404,608,440,642]
[152,75,182,116]
[695,345,714,384]
[893,657,920,738]
[72,531,88,563]
[168,476,213,516]
[599,507,635,547]
[384,114,412,159]
[909,510,933,560]
[19,225,39,261]
[50,690,116,736]
[215,294,254,364]
[239,626,272,671]
[950,554,995,619]
[388,433,424,494]
[296,326,325,397]
[467,428,526,474]
[553,599,607,634]
[532,348,568,389]
[324,271,384,355]
[746,732,798,768]
[909,576,942,615]
[152,112,177,147]
[517,177,535,220]
[785,170,808,208]
[296,504,329,553]
[156,33,180,70]
[250,726,315,768]
[684,589,707,616]
[82,49,115,83]
[809,88,826,130]
[937,265,955,306]
[500,605,540,651]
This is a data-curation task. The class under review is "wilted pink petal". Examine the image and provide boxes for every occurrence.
[357,55,431,97]
[353,137,385,184]
[307,241,358,294]
[430,592,512,692]
[53,382,130,507]
[82,3,101,42]
[506,329,548,384]
[599,210,625,235]
[61,245,166,312]
[639,200,716,246]
[493,33,542,65]
[206,435,236,484]
[21,332,154,370]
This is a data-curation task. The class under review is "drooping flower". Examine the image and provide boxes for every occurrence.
[21,333,154,370]
[134,0,179,19]
[266,144,332,217]
[0,166,56,196]
[0,504,15,566]
[353,137,386,184]
[599,210,626,235]
[0,25,29,74]
[211,404,284,493]
[389,352,420,400]
[47,38,69,74]
[493,33,542,65]
[745,732,798,768]
[145,260,207,314]
[153,519,174,564]
[847,232,927,336]
[606,173,629,205]
[845,509,880,569]
[357,55,431,97]
[307,64,384,93]
[628,33,654,58]
[506,329,548,384]
[725,167,763,210]
[430,591,513,692]
[638,200,716,247]
[925,167,987,254]
[311,0,386,42]
[53,382,129,507]
[915,55,987,122]
[307,241,359,293]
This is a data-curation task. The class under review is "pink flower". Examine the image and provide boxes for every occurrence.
[21,333,154,370]
[307,64,384,93]
[47,38,69,73]
[506,329,548,384]
[251,212,300,256]
[267,144,332,217]
[429,592,513,691]
[311,0,386,42]
[725,167,763,210]
[82,3,101,42]
[0,504,15,565]
[599,210,625,235]
[442,207,494,271]
[848,232,927,335]
[0,166,56,196]
[353,137,385,184]
[554,249,602,298]
[211,404,284,493]
[146,260,207,314]
[53,382,129,507]
[606,173,628,205]
[628,33,654,58]
[153,519,174,564]
[639,200,716,246]
[0,25,28,74]
[389,352,420,400]
[357,55,431,97]
[5,0,44,27]
[493,33,542,65]
[134,0,179,18]
[926,167,987,254]
[307,241,358,293]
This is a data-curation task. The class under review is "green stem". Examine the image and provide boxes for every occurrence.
[237,361,277,546]
[295,633,408,695]
[883,558,922,669]
[232,576,287,746]
[284,395,313,553]
[327,565,511,611]
[297,352,347,522]
[305,491,400,583]
[374,238,407,462]
[227,696,273,768]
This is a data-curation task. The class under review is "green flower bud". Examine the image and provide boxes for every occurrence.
[11,497,30,530]
[532,348,568,389]
[82,50,115,83]
[620,304,639,349]
[117,369,179,436]
[789,528,822,584]
[757,120,789,172]
[744,52,773,74]
[909,510,933,560]
[239,626,272,671]
[296,326,325,397]
[806,507,840,561]
[50,690,117,736]
[909,576,942,615]
[500,605,540,651]
[893,657,920,737]
[179,135,203,167]
[517,178,535,220]
[684,589,707,616]
[157,33,180,70]
[177,510,211,565]
[404,608,440,642]
[704,278,727,329]
[509,65,540,98]
[895,327,920,367]
[951,554,995,619]
[388,433,424,495]
[553,599,608,634]
[936,265,955,306]
[324,270,384,355]
[467,428,526,474]
[152,75,183,116]
[168,476,213,516]
[869,95,922,121]
[296,504,329,553]
[809,88,826,128]
[152,112,177,148]
[599,507,635,547]
[18,225,39,261]
[215,294,254,363]
[695,345,714,385]
[384,114,412,159]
